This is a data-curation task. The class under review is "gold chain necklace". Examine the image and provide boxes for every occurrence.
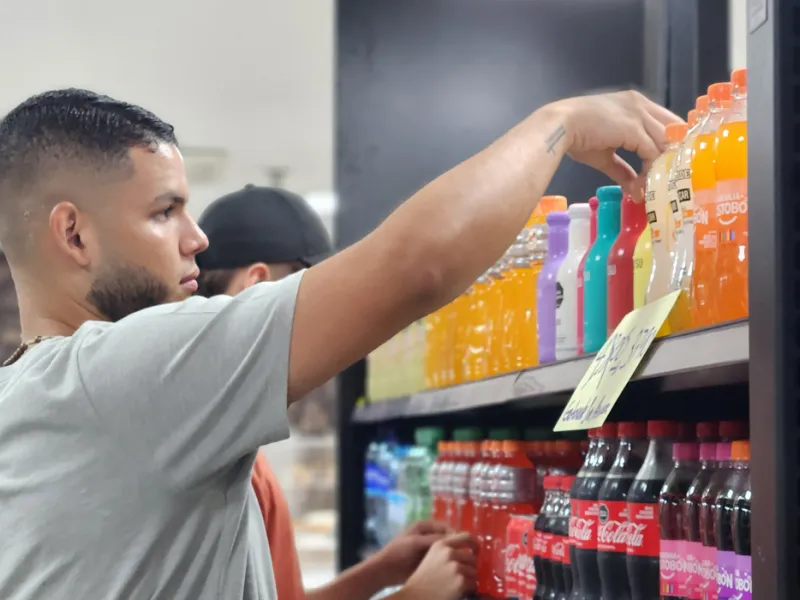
[3,336,55,367]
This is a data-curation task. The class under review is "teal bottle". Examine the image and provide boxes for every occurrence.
[582,185,622,353]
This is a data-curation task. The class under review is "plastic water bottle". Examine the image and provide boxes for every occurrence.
[364,441,382,550]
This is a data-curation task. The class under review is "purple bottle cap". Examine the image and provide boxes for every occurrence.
[716,442,733,462]
[546,211,570,227]
[699,442,717,461]
[673,442,699,461]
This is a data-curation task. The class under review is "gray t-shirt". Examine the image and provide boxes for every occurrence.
[0,272,303,599]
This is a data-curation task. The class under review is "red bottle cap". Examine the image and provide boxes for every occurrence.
[731,440,750,461]
[617,421,647,438]
[719,420,749,441]
[708,82,733,103]
[677,422,695,440]
[647,420,679,438]
[560,476,576,492]
[543,475,562,490]
[589,196,599,210]
[587,428,598,439]
[696,95,709,113]
[673,442,699,461]
[696,422,719,441]
[731,68,747,91]
[596,423,618,439]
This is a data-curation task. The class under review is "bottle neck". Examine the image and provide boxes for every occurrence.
[597,201,621,238]
[568,217,591,253]
[548,225,569,256]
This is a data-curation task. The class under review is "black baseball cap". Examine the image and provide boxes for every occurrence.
[196,185,333,270]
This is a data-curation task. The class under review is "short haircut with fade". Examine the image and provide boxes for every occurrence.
[0,88,177,259]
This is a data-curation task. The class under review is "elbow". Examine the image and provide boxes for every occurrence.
[403,260,449,318]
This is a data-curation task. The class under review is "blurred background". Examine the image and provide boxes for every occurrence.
[0,0,748,589]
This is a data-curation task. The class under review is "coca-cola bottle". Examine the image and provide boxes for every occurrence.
[596,421,648,600]
[558,476,577,599]
[534,476,562,600]
[659,442,700,599]
[715,440,750,600]
[683,423,720,600]
[626,420,680,600]
[569,423,618,600]
[547,483,568,600]
[732,446,752,600]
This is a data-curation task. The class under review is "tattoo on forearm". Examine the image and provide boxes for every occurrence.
[545,124,567,155]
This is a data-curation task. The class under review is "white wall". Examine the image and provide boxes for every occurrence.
[0,0,335,221]
[729,0,747,70]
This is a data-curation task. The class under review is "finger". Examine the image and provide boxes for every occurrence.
[593,151,638,186]
[442,531,480,553]
[411,520,452,536]
[456,566,478,591]
[450,547,478,567]
[643,98,685,126]
[414,532,448,552]
[621,124,661,163]
[623,171,649,203]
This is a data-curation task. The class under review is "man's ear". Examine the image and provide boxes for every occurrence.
[243,262,272,288]
[49,201,93,268]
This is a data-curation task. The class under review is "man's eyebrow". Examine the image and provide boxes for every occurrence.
[153,192,187,205]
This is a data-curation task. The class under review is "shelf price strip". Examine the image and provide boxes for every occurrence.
[553,290,680,432]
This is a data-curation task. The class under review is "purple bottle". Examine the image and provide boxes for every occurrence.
[537,211,570,363]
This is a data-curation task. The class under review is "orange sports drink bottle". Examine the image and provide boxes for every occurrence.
[714,68,748,323]
[691,82,732,328]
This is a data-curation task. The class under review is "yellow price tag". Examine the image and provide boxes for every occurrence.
[554,290,680,432]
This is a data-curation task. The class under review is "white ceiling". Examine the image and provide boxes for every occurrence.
[0,0,334,221]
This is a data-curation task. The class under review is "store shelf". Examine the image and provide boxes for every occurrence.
[352,320,749,422]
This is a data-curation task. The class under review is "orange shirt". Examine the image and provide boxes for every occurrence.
[252,451,305,600]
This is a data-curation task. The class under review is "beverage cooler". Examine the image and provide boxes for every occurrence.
[334,0,793,598]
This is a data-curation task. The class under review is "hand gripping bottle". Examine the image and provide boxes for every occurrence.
[715,441,750,600]
[607,193,647,333]
[556,204,592,360]
[732,443,752,600]
[626,421,681,600]
[576,197,599,354]
[583,186,623,353]
[597,421,649,600]
[659,442,701,599]
[534,476,563,600]
[692,82,733,328]
[538,211,571,364]
[569,423,618,600]
[714,68,749,323]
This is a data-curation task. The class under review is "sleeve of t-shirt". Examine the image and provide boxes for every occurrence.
[75,271,304,488]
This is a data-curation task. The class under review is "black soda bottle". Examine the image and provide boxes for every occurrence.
[715,440,750,600]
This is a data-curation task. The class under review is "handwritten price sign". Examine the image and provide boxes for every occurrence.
[553,291,680,432]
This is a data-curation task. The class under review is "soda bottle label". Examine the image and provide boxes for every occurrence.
[540,532,554,561]
[684,540,704,599]
[597,500,629,553]
[659,539,685,596]
[716,550,738,600]
[569,499,598,550]
[526,524,538,597]
[550,534,568,565]
[625,502,659,557]
[697,545,718,600]
[735,555,752,600]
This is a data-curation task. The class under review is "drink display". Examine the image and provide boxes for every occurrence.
[716,440,750,600]
[538,211,570,364]
[430,441,452,522]
[632,219,652,309]
[607,193,647,333]
[583,186,623,353]
[557,476,576,599]
[504,231,539,372]
[732,443,752,600]
[659,442,701,599]
[534,475,562,600]
[692,82,733,328]
[556,203,592,360]
[597,421,648,600]
[507,515,537,600]
[570,423,618,600]
[626,421,680,600]
[714,68,749,323]
[577,197,599,355]
[450,428,482,531]
[698,442,733,600]
[405,428,444,525]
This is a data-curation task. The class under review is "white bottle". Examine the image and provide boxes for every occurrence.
[555,203,592,360]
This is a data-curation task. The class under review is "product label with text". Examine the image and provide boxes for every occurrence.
[697,544,718,600]
[570,499,599,551]
[716,550,738,600]
[526,524,538,597]
[550,535,569,565]
[625,502,660,557]
[734,555,752,600]
[660,539,686,596]
[683,540,704,599]
[597,500,630,553]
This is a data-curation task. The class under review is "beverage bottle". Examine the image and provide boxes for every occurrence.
[570,423,619,600]
[607,193,647,333]
[487,258,509,376]
[557,475,577,599]
[491,441,540,598]
[668,97,709,333]
[646,123,690,334]
[430,441,449,522]
[376,437,398,546]
[682,423,720,599]
[626,420,681,600]
[470,440,492,542]
[465,271,491,381]
[715,441,750,600]
[451,427,482,531]
[524,439,548,508]
[714,68,749,323]
[732,444,752,600]
[659,442,701,599]
[538,211,571,363]
[551,440,585,475]
[692,82,733,328]
[548,479,570,600]
[583,186,623,352]
[478,441,504,595]
[556,203,592,360]
[407,428,444,526]
[507,515,537,600]
[505,231,539,372]
[632,222,652,309]
[597,421,649,600]
[388,445,412,540]
[364,441,382,550]
[697,442,734,600]
[534,475,562,600]
[577,197,599,354]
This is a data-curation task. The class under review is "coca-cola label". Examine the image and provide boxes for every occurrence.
[735,555,752,600]
[625,502,659,557]
[716,550,738,600]
[540,532,554,561]
[506,517,531,600]
[550,535,568,565]
[597,500,629,553]
[526,523,538,597]
[659,539,685,595]
[570,499,599,550]
[683,540,704,599]
[697,545,718,600]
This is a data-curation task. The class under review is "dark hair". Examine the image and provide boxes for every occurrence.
[0,88,177,256]
[195,269,238,298]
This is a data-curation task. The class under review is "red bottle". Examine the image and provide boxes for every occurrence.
[576,196,599,354]
[607,194,647,333]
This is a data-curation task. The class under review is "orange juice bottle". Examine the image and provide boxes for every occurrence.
[466,272,491,381]
[486,258,508,375]
[692,82,732,328]
[452,292,472,385]
[667,97,708,332]
[503,235,536,371]
[714,68,748,322]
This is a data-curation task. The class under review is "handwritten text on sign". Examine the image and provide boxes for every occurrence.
[554,291,680,432]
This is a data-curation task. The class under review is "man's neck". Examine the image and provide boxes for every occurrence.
[17,286,106,341]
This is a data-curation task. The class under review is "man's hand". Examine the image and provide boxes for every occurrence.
[372,520,451,586]
[398,532,479,600]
